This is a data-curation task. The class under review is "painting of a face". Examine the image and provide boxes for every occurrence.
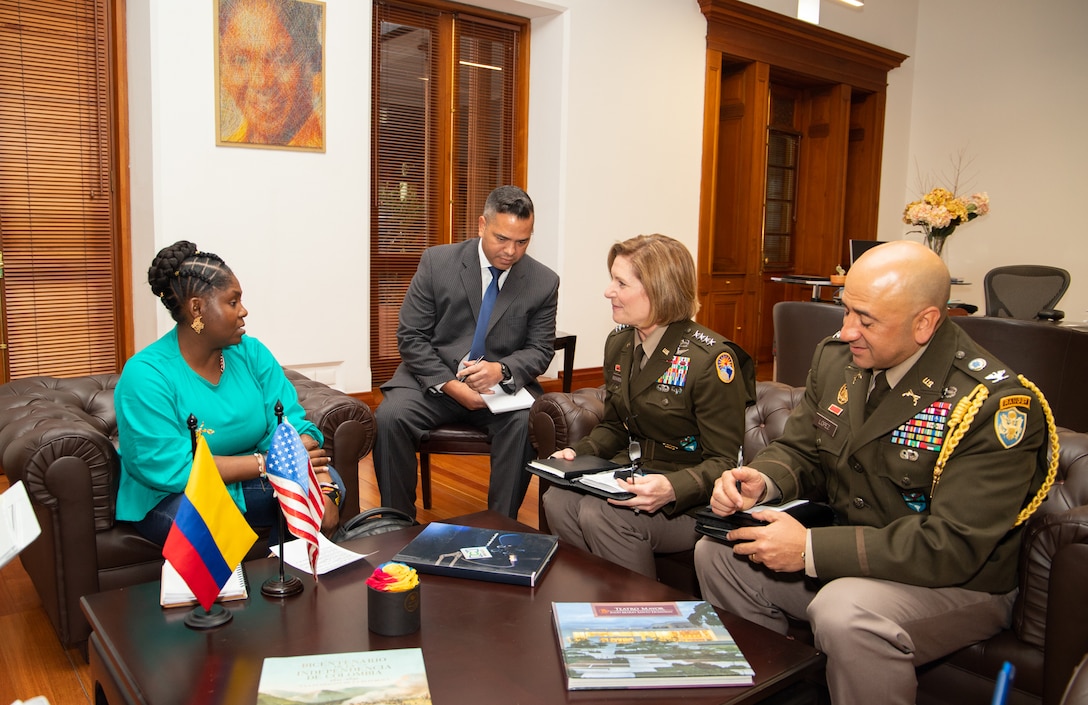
[216,0,325,151]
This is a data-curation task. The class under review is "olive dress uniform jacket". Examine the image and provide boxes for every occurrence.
[751,320,1046,594]
[571,321,756,517]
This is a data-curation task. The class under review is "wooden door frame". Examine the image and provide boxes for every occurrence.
[695,0,905,371]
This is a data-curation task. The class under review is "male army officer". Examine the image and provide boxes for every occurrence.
[695,240,1050,704]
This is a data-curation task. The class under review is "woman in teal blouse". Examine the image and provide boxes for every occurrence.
[115,240,342,544]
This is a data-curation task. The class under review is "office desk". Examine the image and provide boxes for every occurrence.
[84,512,823,705]
[770,275,838,303]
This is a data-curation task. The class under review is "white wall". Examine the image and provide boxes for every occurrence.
[902,0,1088,321]
[128,0,1088,395]
[129,1,373,390]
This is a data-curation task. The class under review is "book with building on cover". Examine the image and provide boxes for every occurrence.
[256,648,431,705]
[159,559,248,608]
[391,522,558,587]
[551,601,754,690]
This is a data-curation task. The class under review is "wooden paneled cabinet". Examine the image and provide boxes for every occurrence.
[696,0,906,371]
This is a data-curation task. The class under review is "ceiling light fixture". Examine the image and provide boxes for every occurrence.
[798,0,864,24]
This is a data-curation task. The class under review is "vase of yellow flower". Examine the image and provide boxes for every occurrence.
[903,187,990,259]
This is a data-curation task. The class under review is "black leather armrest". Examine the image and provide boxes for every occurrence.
[1045,543,1088,704]
[0,404,118,532]
[1014,504,1088,649]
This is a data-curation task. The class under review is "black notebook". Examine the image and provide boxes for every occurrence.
[695,500,835,544]
[526,464,637,501]
[528,455,621,479]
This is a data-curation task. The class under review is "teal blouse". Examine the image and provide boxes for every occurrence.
[115,329,322,522]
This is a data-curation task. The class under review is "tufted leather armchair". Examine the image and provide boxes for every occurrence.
[528,381,1088,705]
[0,369,375,654]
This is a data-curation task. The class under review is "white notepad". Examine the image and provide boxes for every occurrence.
[159,559,248,608]
[482,384,535,413]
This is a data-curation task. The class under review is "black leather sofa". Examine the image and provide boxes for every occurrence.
[0,369,375,653]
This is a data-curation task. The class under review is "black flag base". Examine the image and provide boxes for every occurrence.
[184,603,233,629]
[261,574,304,597]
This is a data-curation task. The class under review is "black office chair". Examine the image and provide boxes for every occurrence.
[983,265,1070,322]
[771,301,844,387]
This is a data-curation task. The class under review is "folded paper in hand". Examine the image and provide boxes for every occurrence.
[576,469,638,497]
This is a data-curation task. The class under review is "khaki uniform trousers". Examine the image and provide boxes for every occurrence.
[694,537,1015,705]
[543,486,698,578]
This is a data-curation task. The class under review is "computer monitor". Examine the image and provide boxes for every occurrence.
[849,239,886,264]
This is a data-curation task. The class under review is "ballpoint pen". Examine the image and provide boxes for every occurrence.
[990,661,1015,705]
[457,356,485,379]
[735,446,744,493]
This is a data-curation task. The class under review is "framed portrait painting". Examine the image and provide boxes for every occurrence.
[215,0,326,152]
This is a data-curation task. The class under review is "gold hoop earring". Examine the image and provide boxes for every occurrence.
[191,315,205,334]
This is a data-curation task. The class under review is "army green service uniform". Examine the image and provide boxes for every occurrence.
[544,320,755,577]
[695,320,1047,704]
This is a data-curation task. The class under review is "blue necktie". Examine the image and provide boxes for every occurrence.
[469,266,501,361]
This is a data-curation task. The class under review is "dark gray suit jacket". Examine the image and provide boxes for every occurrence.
[383,238,560,394]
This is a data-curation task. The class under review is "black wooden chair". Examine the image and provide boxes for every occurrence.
[418,333,576,509]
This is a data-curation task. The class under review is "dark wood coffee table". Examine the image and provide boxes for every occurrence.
[83,511,822,705]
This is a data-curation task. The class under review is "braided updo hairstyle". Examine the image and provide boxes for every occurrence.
[148,241,235,324]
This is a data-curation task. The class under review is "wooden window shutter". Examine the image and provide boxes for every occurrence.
[370,0,526,386]
[0,0,123,379]
[450,13,522,242]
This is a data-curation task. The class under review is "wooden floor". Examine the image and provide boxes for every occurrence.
[0,452,527,705]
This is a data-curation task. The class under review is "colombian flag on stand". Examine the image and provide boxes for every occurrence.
[162,435,257,611]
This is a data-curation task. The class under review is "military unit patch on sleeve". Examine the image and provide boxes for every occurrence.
[715,352,735,383]
[992,394,1031,449]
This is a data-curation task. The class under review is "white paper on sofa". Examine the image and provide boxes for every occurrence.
[0,480,41,570]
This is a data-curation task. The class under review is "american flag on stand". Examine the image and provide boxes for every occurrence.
[265,420,324,579]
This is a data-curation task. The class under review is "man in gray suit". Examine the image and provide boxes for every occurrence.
[375,186,560,519]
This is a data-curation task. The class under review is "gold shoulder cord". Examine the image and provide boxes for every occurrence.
[930,375,1059,528]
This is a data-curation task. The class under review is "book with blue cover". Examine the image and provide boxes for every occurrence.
[392,522,558,587]
[551,601,754,689]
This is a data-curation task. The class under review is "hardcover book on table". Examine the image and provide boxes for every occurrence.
[392,522,558,587]
[551,601,754,690]
[256,648,431,705]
